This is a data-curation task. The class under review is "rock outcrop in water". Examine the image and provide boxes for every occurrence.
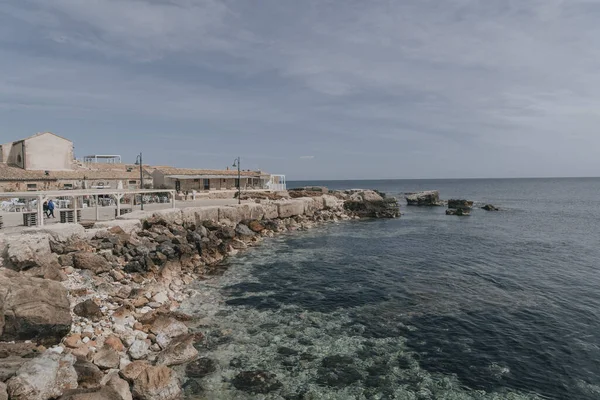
[343,190,400,218]
[446,208,470,216]
[405,191,442,206]
[482,204,500,211]
[0,189,397,399]
[447,199,473,210]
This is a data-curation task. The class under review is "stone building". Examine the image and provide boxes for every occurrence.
[152,167,272,192]
[0,163,152,192]
[0,132,74,171]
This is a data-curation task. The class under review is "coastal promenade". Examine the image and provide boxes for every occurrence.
[0,198,240,233]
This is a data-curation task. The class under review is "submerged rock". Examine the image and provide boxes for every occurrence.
[317,355,362,388]
[482,204,500,211]
[405,191,442,206]
[186,358,217,379]
[232,370,282,394]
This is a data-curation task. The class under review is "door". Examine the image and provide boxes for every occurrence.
[203,179,210,191]
[175,180,181,192]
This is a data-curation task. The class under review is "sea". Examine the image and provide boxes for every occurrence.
[180,178,600,400]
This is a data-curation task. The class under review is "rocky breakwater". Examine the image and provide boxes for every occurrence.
[0,189,398,400]
[446,199,473,216]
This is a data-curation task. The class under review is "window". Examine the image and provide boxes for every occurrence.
[27,183,37,191]
[63,183,73,189]
[129,180,137,185]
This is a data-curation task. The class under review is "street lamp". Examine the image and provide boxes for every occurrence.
[135,153,144,210]
[232,156,241,204]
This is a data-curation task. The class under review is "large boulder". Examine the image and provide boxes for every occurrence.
[0,269,72,344]
[405,190,442,206]
[73,253,112,274]
[262,203,279,220]
[24,224,86,243]
[93,220,142,234]
[4,234,51,271]
[349,190,384,202]
[343,197,400,219]
[321,195,342,210]
[276,200,305,218]
[152,209,183,226]
[131,365,182,400]
[150,316,189,349]
[218,205,250,224]
[7,351,78,400]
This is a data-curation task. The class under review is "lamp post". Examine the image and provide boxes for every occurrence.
[135,153,144,210]
[232,157,241,204]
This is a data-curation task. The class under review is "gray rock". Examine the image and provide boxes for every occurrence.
[0,356,27,381]
[235,224,255,237]
[7,351,78,400]
[0,382,6,400]
[446,208,470,216]
[128,339,151,360]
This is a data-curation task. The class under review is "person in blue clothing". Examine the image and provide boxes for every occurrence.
[47,199,55,218]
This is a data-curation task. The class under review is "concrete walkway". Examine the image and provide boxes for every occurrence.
[0,198,240,233]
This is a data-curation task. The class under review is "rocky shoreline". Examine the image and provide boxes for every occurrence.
[0,190,398,400]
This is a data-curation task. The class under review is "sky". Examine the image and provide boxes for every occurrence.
[2,0,600,180]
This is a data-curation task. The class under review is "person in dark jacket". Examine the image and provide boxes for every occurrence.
[43,201,49,218]
[47,199,55,218]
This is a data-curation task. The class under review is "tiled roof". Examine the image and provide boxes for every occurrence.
[0,163,149,181]
[154,166,263,177]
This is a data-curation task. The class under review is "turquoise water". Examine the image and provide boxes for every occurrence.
[181,178,600,399]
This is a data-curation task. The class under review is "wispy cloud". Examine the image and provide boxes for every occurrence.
[1,0,600,178]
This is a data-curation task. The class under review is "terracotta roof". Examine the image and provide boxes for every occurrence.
[0,163,149,181]
[154,166,263,177]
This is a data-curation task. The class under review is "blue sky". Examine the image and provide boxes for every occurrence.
[2,0,600,180]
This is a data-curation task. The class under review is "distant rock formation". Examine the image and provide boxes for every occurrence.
[447,199,474,210]
[406,191,442,206]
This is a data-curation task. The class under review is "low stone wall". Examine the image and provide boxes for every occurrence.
[0,190,398,400]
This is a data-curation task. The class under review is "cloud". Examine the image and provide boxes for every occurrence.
[1,0,600,178]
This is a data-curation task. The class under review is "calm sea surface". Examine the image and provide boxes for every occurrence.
[181,178,600,399]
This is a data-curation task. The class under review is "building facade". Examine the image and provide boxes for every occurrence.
[152,167,273,192]
[0,132,74,171]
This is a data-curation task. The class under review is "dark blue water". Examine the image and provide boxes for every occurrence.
[183,178,600,399]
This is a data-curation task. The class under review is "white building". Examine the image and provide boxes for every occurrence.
[0,132,74,171]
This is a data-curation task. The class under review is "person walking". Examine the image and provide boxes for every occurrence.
[43,201,49,218]
[47,199,55,218]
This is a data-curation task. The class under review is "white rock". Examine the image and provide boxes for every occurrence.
[6,351,77,400]
[128,340,150,360]
[152,292,169,304]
